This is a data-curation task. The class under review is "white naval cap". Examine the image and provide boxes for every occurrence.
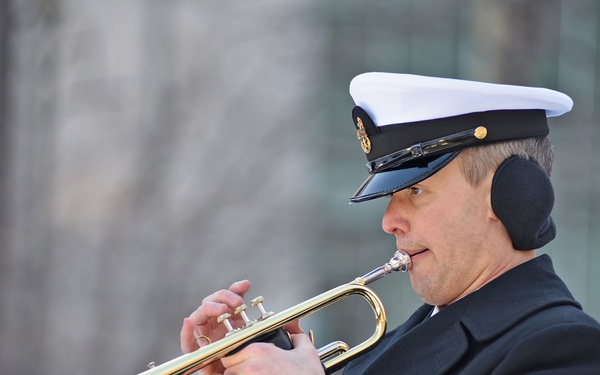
[348,72,573,203]
[350,72,573,127]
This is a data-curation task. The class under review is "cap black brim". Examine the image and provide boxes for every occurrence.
[349,151,461,203]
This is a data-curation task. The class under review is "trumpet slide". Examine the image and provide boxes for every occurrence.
[139,251,412,375]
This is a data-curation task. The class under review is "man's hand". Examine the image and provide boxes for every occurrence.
[180,281,324,374]
[220,321,324,375]
[180,280,251,374]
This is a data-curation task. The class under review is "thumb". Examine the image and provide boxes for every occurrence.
[291,333,324,372]
[284,320,304,335]
[291,332,316,350]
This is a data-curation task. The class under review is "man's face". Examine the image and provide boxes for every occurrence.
[382,158,511,306]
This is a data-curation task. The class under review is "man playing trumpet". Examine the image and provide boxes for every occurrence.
[180,73,600,374]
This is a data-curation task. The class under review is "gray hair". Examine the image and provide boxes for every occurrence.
[456,137,555,187]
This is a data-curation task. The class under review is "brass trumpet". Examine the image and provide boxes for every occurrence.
[139,251,412,375]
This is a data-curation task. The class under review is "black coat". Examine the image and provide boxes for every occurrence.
[343,255,600,374]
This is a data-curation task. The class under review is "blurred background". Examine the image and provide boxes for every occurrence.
[1,0,599,374]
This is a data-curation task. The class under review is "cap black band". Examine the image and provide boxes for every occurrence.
[353,107,549,165]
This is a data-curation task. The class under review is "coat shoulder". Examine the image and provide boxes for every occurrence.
[491,315,600,373]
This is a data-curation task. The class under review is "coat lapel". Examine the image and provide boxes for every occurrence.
[344,303,471,374]
[384,300,471,374]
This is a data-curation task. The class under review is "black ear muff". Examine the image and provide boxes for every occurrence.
[491,156,555,250]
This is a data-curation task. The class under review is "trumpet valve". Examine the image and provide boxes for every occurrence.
[250,296,274,320]
[234,304,255,327]
[217,313,238,336]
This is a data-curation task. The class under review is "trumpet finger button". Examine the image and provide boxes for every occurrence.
[250,296,274,320]
[217,313,235,334]
[234,304,255,327]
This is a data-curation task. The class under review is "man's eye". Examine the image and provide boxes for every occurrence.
[409,187,423,196]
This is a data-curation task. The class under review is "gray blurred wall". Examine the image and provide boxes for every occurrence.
[1,1,599,374]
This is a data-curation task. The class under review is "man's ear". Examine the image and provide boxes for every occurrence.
[483,172,500,221]
[491,156,555,250]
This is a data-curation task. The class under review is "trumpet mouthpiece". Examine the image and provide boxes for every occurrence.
[389,251,412,272]
[357,251,412,285]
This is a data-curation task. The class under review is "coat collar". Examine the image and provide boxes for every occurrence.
[410,255,579,372]
[459,254,579,341]
[345,255,581,374]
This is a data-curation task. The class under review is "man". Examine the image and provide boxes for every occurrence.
[180,73,600,374]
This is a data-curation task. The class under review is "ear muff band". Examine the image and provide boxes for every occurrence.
[491,156,555,250]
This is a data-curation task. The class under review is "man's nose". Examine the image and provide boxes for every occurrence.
[381,194,410,235]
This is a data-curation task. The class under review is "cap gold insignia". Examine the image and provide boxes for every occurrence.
[474,126,488,140]
[356,117,372,154]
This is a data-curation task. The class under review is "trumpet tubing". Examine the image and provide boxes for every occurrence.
[138,251,411,375]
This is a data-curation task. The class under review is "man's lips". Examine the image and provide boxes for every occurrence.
[406,248,429,257]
